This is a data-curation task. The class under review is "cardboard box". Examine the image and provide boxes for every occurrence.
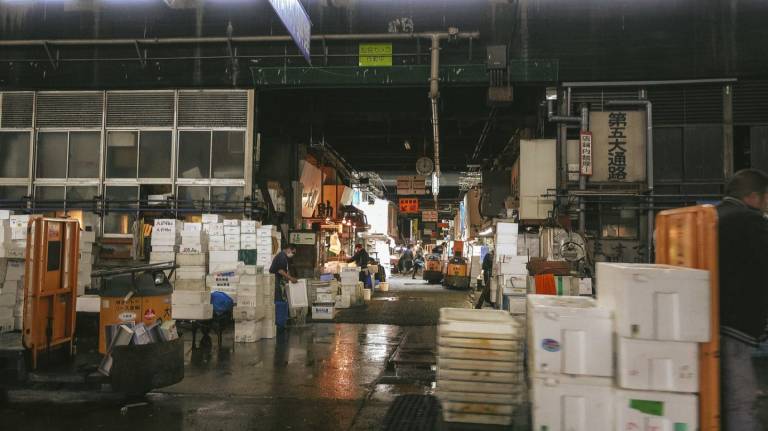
[204,223,225,236]
[202,214,222,224]
[312,305,335,320]
[596,263,710,342]
[183,222,203,233]
[528,294,613,377]
[224,226,241,236]
[617,337,699,393]
[209,250,239,263]
[240,220,258,233]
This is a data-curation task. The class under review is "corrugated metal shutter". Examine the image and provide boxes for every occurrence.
[178,91,248,128]
[648,85,722,125]
[734,81,768,125]
[35,92,103,128]
[1,92,34,128]
[106,91,175,127]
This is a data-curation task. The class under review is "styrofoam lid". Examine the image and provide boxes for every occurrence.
[596,262,709,279]
[440,307,517,323]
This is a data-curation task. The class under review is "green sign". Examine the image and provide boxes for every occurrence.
[359,43,393,67]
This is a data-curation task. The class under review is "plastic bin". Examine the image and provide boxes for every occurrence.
[379,282,389,292]
[363,289,372,301]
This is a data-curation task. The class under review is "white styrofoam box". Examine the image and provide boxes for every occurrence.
[312,305,335,320]
[0,306,13,319]
[223,219,239,227]
[151,236,178,246]
[172,291,210,305]
[240,233,257,242]
[234,319,262,342]
[155,218,182,228]
[316,293,335,303]
[224,226,241,236]
[0,318,14,332]
[176,253,207,267]
[209,263,242,274]
[244,265,260,275]
[439,308,523,340]
[225,234,241,243]
[208,234,225,244]
[208,243,226,252]
[233,306,266,322]
[80,230,96,243]
[183,222,202,233]
[149,251,176,262]
[335,294,351,309]
[172,303,212,320]
[76,294,101,313]
[176,266,206,280]
[596,263,711,342]
[496,256,528,275]
[617,337,699,393]
[495,233,519,246]
[240,220,258,233]
[262,320,276,339]
[496,244,517,257]
[508,296,526,314]
[256,244,272,254]
[255,235,272,245]
[240,243,257,250]
[531,375,614,431]
[578,278,593,295]
[151,245,178,253]
[209,250,239,263]
[237,283,259,297]
[206,223,225,236]
[496,222,518,235]
[202,214,222,224]
[224,243,239,251]
[0,293,17,307]
[238,295,259,308]
[174,278,207,291]
[527,295,613,377]
[0,210,10,219]
[615,390,697,431]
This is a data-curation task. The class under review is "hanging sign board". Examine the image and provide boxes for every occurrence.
[268,0,312,64]
[422,210,438,222]
[589,111,646,182]
[396,176,427,195]
[289,232,316,245]
[579,131,593,176]
[359,43,393,67]
[399,198,419,214]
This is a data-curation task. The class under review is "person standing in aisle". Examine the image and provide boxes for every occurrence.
[347,243,370,285]
[475,249,494,309]
[269,244,298,302]
[410,244,425,279]
[717,168,768,431]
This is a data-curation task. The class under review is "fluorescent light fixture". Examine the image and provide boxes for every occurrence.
[403,140,411,150]
[478,227,493,236]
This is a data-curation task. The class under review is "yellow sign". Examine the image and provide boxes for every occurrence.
[359,43,393,67]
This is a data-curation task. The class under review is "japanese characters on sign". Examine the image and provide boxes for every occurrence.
[579,131,593,176]
[422,210,438,222]
[399,198,419,213]
[607,112,628,181]
[359,43,393,67]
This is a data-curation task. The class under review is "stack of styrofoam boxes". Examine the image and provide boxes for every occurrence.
[223,219,241,251]
[6,214,31,331]
[493,222,528,313]
[150,219,181,271]
[527,294,614,431]
[255,224,277,270]
[240,220,258,251]
[208,250,241,300]
[203,215,224,252]
[77,229,96,296]
[234,269,266,342]
[597,263,709,430]
[337,266,359,310]
[1,260,25,332]
[7,214,32,259]
[311,279,337,320]
[262,272,276,338]
[171,222,212,320]
[436,308,526,426]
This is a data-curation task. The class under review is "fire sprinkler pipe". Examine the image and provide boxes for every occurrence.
[605,95,654,262]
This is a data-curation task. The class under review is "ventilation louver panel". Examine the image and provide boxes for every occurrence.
[571,88,639,112]
[648,87,685,125]
[734,81,768,125]
[178,91,248,128]
[649,85,723,125]
[35,92,103,128]
[1,92,34,128]
[106,91,175,127]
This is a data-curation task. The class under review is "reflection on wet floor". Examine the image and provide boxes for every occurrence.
[0,277,473,431]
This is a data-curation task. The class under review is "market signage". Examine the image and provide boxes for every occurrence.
[268,0,312,64]
[399,198,419,213]
[289,232,316,245]
[422,210,438,222]
[359,43,393,67]
[589,111,646,182]
[579,131,593,176]
[396,176,427,195]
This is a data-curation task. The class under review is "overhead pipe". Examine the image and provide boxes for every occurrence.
[429,34,441,205]
[547,94,581,231]
[605,94,654,262]
[0,31,480,47]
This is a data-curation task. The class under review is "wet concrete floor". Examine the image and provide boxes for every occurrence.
[1,276,480,431]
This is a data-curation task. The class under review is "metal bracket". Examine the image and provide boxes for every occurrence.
[134,41,147,68]
[42,42,59,70]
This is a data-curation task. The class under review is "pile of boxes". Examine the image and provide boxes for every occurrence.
[436,308,526,426]
[526,262,710,430]
[310,279,338,320]
[336,266,362,310]
[0,261,24,332]
[255,224,278,269]
[150,219,181,266]
[171,221,211,320]
[208,250,241,299]
[234,269,276,342]
[491,221,529,315]
[78,229,96,296]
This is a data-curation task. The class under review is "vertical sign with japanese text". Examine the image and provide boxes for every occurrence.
[589,111,646,182]
[579,131,593,176]
[268,0,312,64]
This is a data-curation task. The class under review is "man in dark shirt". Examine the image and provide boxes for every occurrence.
[347,243,370,285]
[269,244,297,301]
[717,169,768,430]
[475,250,494,309]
